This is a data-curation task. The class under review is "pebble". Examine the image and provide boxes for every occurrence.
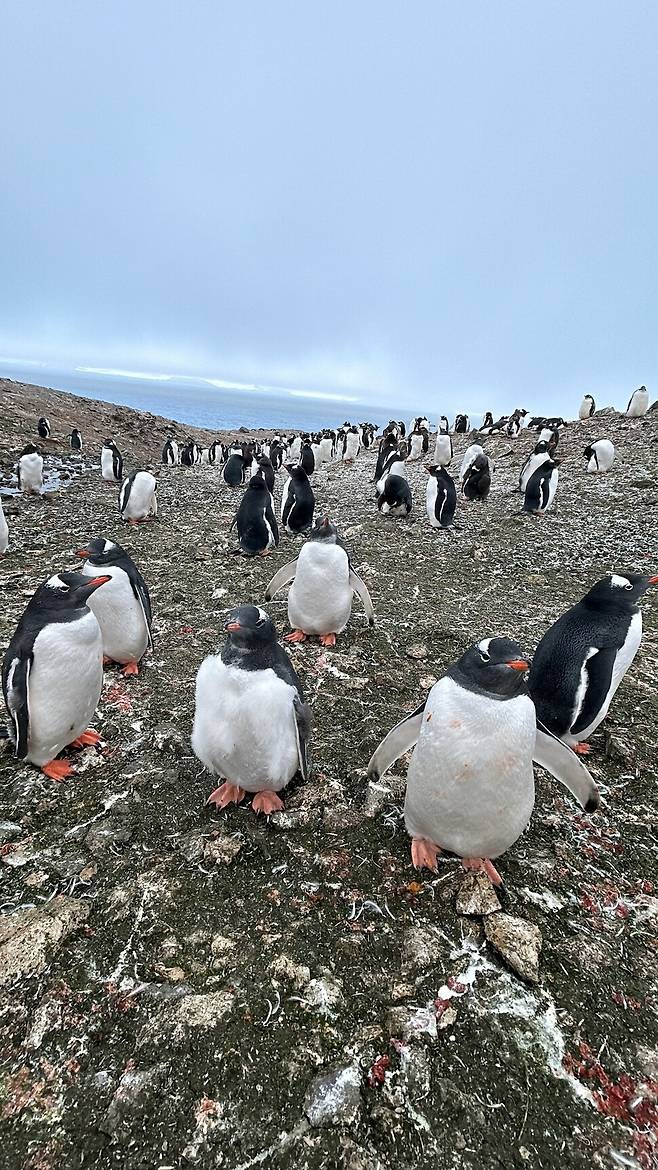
[401,925,445,973]
[405,643,428,660]
[304,1063,362,1128]
[0,896,90,986]
[484,912,542,984]
[203,835,242,865]
[268,953,311,989]
[456,872,502,916]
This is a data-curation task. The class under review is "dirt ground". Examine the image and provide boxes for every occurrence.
[1,380,658,1170]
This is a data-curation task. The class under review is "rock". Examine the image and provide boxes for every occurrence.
[304,1063,362,1128]
[305,972,343,1015]
[25,996,62,1049]
[203,835,241,865]
[484,913,542,984]
[177,830,206,863]
[1,841,38,868]
[387,1003,437,1043]
[268,953,311,989]
[400,1045,431,1100]
[0,896,90,986]
[405,643,428,661]
[323,807,363,832]
[100,1063,169,1140]
[0,820,23,842]
[210,933,237,962]
[152,723,184,752]
[84,820,132,855]
[363,779,394,819]
[456,872,501,916]
[141,990,234,1046]
[401,925,444,973]
[390,982,414,1002]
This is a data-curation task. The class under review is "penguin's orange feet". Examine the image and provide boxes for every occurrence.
[41,759,73,782]
[102,655,114,667]
[128,519,139,526]
[461,857,503,886]
[284,630,307,643]
[70,730,102,749]
[411,837,441,872]
[206,782,246,809]
[318,632,337,647]
[121,661,140,677]
[572,742,591,755]
[251,790,285,815]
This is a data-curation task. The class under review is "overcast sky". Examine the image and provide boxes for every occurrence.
[1,2,656,414]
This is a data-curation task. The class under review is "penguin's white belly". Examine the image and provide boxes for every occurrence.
[520,453,549,492]
[425,478,440,527]
[543,469,558,511]
[26,612,103,765]
[433,437,451,466]
[288,548,352,634]
[0,503,8,553]
[101,451,117,481]
[82,565,149,663]
[404,679,536,859]
[123,475,156,519]
[20,456,43,492]
[191,659,299,791]
[320,439,334,463]
[344,434,360,461]
[409,435,424,459]
[627,392,648,417]
[568,613,642,742]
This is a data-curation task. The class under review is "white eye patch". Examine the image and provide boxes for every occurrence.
[257,607,268,622]
[477,637,492,654]
[610,574,631,589]
[46,574,64,589]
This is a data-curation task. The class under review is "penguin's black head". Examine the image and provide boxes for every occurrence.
[75,537,125,566]
[450,636,530,699]
[247,473,267,492]
[309,516,339,543]
[39,570,111,611]
[224,605,276,649]
[21,443,39,456]
[586,572,658,609]
[533,440,550,456]
[583,444,594,459]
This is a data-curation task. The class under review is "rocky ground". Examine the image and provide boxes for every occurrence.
[1,381,658,1170]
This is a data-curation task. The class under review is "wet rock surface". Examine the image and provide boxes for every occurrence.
[1,382,658,1168]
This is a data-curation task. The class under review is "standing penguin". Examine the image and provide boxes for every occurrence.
[162,436,179,465]
[523,459,559,515]
[425,466,457,529]
[626,386,649,417]
[408,427,430,461]
[0,497,8,554]
[462,454,491,501]
[584,439,615,473]
[233,475,279,557]
[438,416,450,435]
[70,428,83,452]
[454,414,470,434]
[37,417,51,439]
[342,427,361,463]
[281,465,315,534]
[578,394,596,420]
[76,538,153,675]
[2,572,110,780]
[433,432,453,467]
[17,444,44,495]
[265,517,375,645]
[519,441,551,493]
[300,441,315,476]
[223,447,252,487]
[101,438,124,483]
[191,605,312,814]
[257,455,276,494]
[528,572,658,754]
[367,637,598,884]
[119,469,158,524]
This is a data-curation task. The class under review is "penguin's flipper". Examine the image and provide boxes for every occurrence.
[265,500,280,547]
[264,559,298,601]
[349,570,375,625]
[129,572,154,648]
[570,647,617,737]
[2,652,32,759]
[367,702,425,781]
[293,695,312,782]
[533,724,599,812]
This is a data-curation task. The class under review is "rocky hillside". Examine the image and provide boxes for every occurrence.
[1,382,658,1170]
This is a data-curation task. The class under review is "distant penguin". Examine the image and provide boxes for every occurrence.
[584,439,615,473]
[626,386,649,417]
[17,444,44,495]
[269,442,285,471]
[408,428,429,461]
[343,427,361,463]
[162,437,179,465]
[367,636,598,884]
[101,438,124,483]
[519,441,551,493]
[319,433,335,464]
[70,428,83,452]
[299,441,315,476]
[0,497,8,554]
[529,572,658,752]
[538,427,560,453]
[265,517,375,645]
[462,454,491,501]
[454,414,469,434]
[119,469,158,524]
[433,432,453,467]
[37,417,51,440]
[77,537,153,675]
[281,465,315,534]
[459,443,485,485]
[181,440,201,467]
[426,465,457,529]
[506,410,523,437]
[257,455,276,494]
[523,458,558,515]
[480,411,494,432]
[234,475,279,557]
[1,571,110,780]
[438,416,450,435]
[578,394,596,420]
[191,605,312,814]
[288,434,302,462]
[208,440,222,465]
[223,448,251,486]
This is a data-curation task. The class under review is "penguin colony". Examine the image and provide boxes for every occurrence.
[0,391,655,898]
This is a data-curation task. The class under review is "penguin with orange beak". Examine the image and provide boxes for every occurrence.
[75,538,152,676]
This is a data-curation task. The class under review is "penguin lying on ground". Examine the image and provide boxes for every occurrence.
[18,445,44,495]
[281,465,315,534]
[265,517,375,646]
[528,572,658,754]
[233,474,279,557]
[101,439,124,483]
[76,538,153,675]
[119,469,158,523]
[376,443,408,496]
[626,386,649,417]
[523,458,559,515]
[584,439,615,473]
[191,605,312,814]
[2,572,110,780]
[425,465,457,529]
[578,394,596,419]
[367,636,599,885]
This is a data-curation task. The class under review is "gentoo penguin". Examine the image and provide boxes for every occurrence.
[191,605,312,814]
[538,427,560,453]
[70,428,83,452]
[438,416,450,435]
[281,465,315,534]
[265,517,375,645]
[342,427,361,463]
[523,459,559,515]
[269,441,285,471]
[223,447,252,487]
[519,441,551,493]
[459,443,485,485]
[376,443,408,496]
[162,436,179,465]
[454,414,469,434]
[578,394,596,420]
[1,571,110,780]
[181,440,201,467]
[529,572,658,753]
[37,417,51,439]
[506,409,525,438]
[433,432,453,467]
[408,428,430,461]
[76,537,153,675]
[17,444,44,495]
[480,411,494,432]
[426,466,457,529]
[374,433,398,483]
[0,497,8,554]
[462,454,491,502]
[377,472,412,516]
[300,441,315,476]
[584,439,615,473]
[233,475,279,557]
[100,438,124,483]
[367,636,599,884]
[288,434,302,462]
[257,455,276,494]
[118,469,158,524]
[319,433,335,464]
[626,386,649,417]
[208,440,222,465]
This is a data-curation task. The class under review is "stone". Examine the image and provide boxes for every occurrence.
[323,807,363,832]
[363,780,394,819]
[484,913,542,984]
[405,644,428,660]
[100,1063,169,1140]
[203,835,241,865]
[305,972,343,1015]
[400,1045,431,1100]
[0,896,90,987]
[268,954,311,989]
[387,1003,437,1043]
[0,820,23,842]
[140,990,235,1046]
[152,723,184,752]
[401,925,444,973]
[304,1063,362,1128]
[456,872,502,916]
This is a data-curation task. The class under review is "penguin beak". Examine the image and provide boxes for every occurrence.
[75,549,90,558]
[85,575,111,590]
[225,621,242,632]
[506,659,530,671]
[649,576,658,585]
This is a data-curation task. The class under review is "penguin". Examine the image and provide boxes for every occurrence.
[118,469,158,524]
[37,417,51,440]
[1,571,111,780]
[208,440,222,465]
[281,465,315,534]
[506,410,524,438]
[626,386,649,417]
[0,497,8,554]
[342,427,361,463]
[454,414,469,434]
[438,416,450,435]
[376,443,408,496]
[200,447,210,464]
[191,605,312,814]
[367,636,599,884]
[377,472,412,516]
[299,441,315,476]
[523,459,559,515]
[407,427,430,461]
[70,428,83,452]
[433,432,453,467]
[265,517,375,645]
[233,475,279,557]
[462,454,491,502]
[75,537,152,675]
[425,465,457,529]
[459,443,485,485]
[480,411,494,432]
[17,444,44,495]
[162,436,179,465]
[528,572,658,753]
[374,433,399,483]
[584,439,615,473]
[519,441,551,493]
[288,434,302,462]
[578,394,596,420]
[223,447,252,487]
[538,427,560,453]
[269,441,285,471]
[319,433,335,464]
[257,455,276,494]
[100,438,124,483]
[181,440,201,467]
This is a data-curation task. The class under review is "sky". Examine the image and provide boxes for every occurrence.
[1,1,656,416]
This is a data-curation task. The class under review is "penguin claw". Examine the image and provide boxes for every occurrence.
[206,782,246,809]
[461,857,503,887]
[70,730,102,748]
[319,633,337,647]
[41,759,73,782]
[284,630,307,643]
[121,661,140,677]
[572,742,591,755]
[411,837,441,872]
[251,791,285,815]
